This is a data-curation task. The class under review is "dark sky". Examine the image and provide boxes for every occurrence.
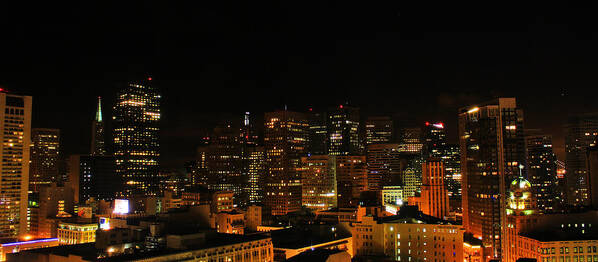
[3,2,598,168]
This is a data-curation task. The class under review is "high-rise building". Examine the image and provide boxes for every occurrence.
[398,127,423,154]
[587,142,598,209]
[29,128,60,191]
[113,79,161,196]
[190,145,209,186]
[0,92,32,239]
[263,110,309,215]
[336,155,367,208]
[365,144,402,194]
[247,147,265,205]
[307,110,327,155]
[440,144,461,209]
[423,121,446,157]
[301,155,337,211]
[459,98,526,260]
[364,116,393,145]
[67,154,118,204]
[525,130,558,213]
[564,112,598,206]
[327,105,361,155]
[27,183,74,239]
[410,159,449,219]
[91,96,106,156]
[207,123,246,205]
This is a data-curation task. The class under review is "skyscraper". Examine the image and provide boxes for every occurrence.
[327,105,361,155]
[587,142,598,209]
[524,130,558,213]
[422,121,446,158]
[67,154,118,203]
[307,110,328,155]
[247,147,265,205]
[336,155,367,207]
[365,144,402,194]
[91,96,106,156]
[364,116,393,145]
[263,110,309,216]
[29,128,60,191]
[411,159,449,219]
[0,92,32,239]
[564,112,598,206]
[301,155,337,211]
[113,79,161,196]
[207,123,245,205]
[459,98,525,260]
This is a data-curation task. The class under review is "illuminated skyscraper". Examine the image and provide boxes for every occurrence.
[524,130,558,213]
[301,155,337,211]
[564,112,598,206]
[113,79,161,196]
[423,121,446,158]
[91,96,106,156]
[327,105,361,155]
[29,128,60,191]
[247,147,265,205]
[459,98,525,259]
[365,116,393,145]
[0,92,32,239]
[263,110,309,216]
[207,123,246,205]
[410,159,449,219]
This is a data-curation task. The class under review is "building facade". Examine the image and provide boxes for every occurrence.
[525,130,559,213]
[411,159,449,220]
[29,128,60,191]
[91,96,106,156]
[0,93,32,239]
[365,116,393,145]
[458,98,526,260]
[113,79,161,196]
[327,105,361,156]
[263,111,309,216]
[301,155,337,211]
[565,113,598,206]
[336,156,368,208]
[68,155,118,203]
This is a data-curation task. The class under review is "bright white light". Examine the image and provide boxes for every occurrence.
[113,199,129,214]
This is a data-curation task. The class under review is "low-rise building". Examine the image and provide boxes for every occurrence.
[0,238,58,261]
[270,225,353,261]
[57,221,98,245]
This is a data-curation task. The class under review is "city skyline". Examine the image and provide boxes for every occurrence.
[4,3,598,169]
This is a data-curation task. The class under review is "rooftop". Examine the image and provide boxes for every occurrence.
[271,225,351,249]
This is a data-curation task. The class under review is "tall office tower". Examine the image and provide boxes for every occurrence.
[307,110,327,155]
[587,142,598,209]
[0,92,32,239]
[441,144,461,204]
[422,121,446,157]
[554,160,567,210]
[459,98,525,260]
[365,144,402,194]
[91,97,106,156]
[524,130,558,213]
[207,123,246,205]
[301,155,337,211]
[113,79,161,196]
[398,127,423,154]
[247,147,265,205]
[415,159,449,219]
[564,112,598,206]
[402,156,423,198]
[365,116,393,145]
[263,110,309,216]
[29,128,60,191]
[327,105,361,155]
[336,155,367,207]
[191,146,209,186]
[67,154,118,204]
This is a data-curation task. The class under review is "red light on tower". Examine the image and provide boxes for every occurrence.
[309,108,313,112]
[425,122,430,126]
[148,77,152,81]
[339,105,343,109]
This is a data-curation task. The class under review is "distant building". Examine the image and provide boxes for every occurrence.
[247,147,265,205]
[207,123,246,205]
[365,144,402,194]
[263,110,309,216]
[398,127,423,154]
[336,156,368,208]
[27,183,74,239]
[29,128,60,191]
[57,221,98,245]
[423,121,447,158]
[270,225,353,261]
[113,79,161,196]
[525,130,559,213]
[410,159,449,219]
[459,98,526,259]
[301,155,337,211]
[67,154,118,203]
[365,116,393,145]
[564,112,598,206]
[587,143,598,209]
[327,105,361,155]
[308,110,328,155]
[90,96,106,156]
[0,92,32,239]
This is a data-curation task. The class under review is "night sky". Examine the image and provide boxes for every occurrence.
[3,2,598,168]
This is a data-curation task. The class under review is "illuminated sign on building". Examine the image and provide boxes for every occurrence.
[113,199,129,214]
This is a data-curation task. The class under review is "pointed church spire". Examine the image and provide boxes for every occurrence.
[95,96,103,122]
